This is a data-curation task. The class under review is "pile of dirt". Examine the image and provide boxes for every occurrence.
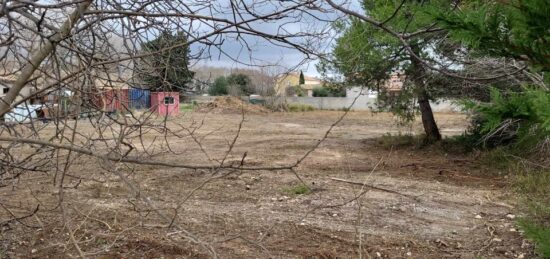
[195,96,270,114]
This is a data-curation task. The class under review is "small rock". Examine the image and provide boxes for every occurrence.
[475,214,482,219]
[517,253,525,258]
[245,185,251,190]
[332,213,338,217]
[510,228,517,232]
[31,249,37,254]
[494,246,508,254]
[376,252,382,258]
[506,214,516,220]
[492,238,503,242]
[406,251,412,256]
[271,198,277,201]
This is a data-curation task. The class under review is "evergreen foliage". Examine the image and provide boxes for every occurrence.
[226,74,254,96]
[138,31,195,92]
[465,88,550,148]
[321,0,455,141]
[434,0,550,71]
[208,76,229,96]
[312,87,329,97]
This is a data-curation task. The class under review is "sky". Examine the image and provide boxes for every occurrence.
[187,0,363,78]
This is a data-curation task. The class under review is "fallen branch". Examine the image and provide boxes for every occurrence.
[0,204,40,228]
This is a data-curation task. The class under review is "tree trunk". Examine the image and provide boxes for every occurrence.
[418,89,441,142]
[409,44,441,142]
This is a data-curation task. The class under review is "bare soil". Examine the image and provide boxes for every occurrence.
[0,111,534,258]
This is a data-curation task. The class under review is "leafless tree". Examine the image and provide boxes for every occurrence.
[0,0,541,257]
[0,0,334,256]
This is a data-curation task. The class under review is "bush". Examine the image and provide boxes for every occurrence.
[286,85,305,97]
[465,88,550,151]
[288,103,315,112]
[312,87,330,97]
[227,74,254,96]
[208,76,228,96]
[312,87,346,97]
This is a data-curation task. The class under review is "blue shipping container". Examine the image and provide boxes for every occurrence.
[129,88,151,109]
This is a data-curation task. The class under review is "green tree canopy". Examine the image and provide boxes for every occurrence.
[137,31,195,92]
[226,73,254,96]
[208,76,229,96]
[434,0,550,72]
[322,0,458,141]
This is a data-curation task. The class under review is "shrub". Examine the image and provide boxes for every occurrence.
[312,87,330,97]
[286,85,305,97]
[312,87,346,97]
[208,76,228,96]
[288,103,315,112]
[465,88,550,151]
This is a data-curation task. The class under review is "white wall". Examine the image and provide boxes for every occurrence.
[187,94,464,113]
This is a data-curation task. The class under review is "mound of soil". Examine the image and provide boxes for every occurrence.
[195,96,270,114]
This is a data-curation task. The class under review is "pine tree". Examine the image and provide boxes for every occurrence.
[137,31,195,92]
[435,0,550,72]
[322,0,457,142]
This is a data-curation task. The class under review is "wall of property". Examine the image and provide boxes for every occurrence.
[187,95,463,113]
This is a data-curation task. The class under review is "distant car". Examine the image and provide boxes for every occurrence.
[4,104,45,123]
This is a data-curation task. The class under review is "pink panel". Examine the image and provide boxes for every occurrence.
[150,92,179,116]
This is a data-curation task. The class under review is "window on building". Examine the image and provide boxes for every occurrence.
[2,87,9,94]
[164,96,175,105]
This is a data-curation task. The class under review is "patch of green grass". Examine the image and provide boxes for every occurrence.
[511,164,550,258]
[514,168,550,222]
[518,219,550,257]
[282,184,311,195]
[179,103,195,113]
[288,104,315,112]
[439,134,479,154]
[477,147,514,170]
[375,133,425,149]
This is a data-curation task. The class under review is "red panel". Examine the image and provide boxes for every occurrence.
[92,88,129,112]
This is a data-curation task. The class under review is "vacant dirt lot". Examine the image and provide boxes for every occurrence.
[1,111,533,258]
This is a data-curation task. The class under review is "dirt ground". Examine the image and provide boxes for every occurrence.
[0,111,534,258]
